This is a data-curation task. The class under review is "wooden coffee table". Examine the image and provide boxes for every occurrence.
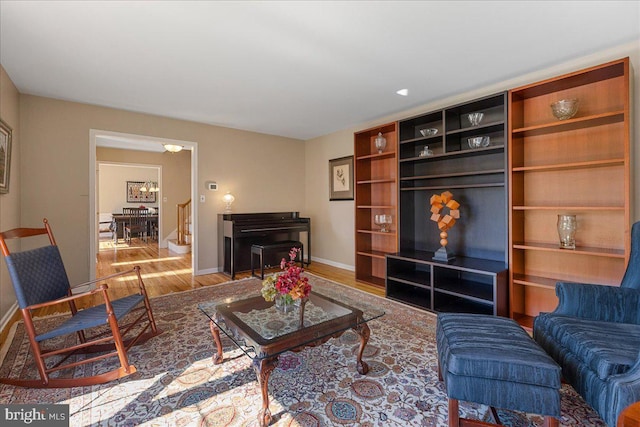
[199,289,384,426]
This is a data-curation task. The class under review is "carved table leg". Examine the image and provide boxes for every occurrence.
[209,321,224,364]
[352,322,371,375]
[253,357,279,427]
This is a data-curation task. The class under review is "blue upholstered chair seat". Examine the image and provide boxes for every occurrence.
[36,294,145,342]
[437,313,561,418]
[536,314,640,380]
[438,313,560,388]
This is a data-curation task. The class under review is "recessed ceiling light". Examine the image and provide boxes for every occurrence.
[396,89,409,96]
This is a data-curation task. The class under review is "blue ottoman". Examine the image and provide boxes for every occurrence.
[436,313,561,427]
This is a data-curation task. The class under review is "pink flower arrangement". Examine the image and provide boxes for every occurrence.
[261,247,311,303]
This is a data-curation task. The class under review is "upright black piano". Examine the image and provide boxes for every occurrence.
[218,212,311,278]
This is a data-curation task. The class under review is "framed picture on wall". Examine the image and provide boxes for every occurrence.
[0,118,12,194]
[127,181,156,203]
[329,156,354,201]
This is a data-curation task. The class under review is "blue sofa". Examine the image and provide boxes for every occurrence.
[533,221,640,427]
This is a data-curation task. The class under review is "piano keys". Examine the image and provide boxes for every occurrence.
[218,212,311,279]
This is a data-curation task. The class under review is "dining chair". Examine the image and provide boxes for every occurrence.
[124,209,149,244]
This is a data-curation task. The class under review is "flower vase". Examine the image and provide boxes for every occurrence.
[275,294,300,313]
[557,214,577,249]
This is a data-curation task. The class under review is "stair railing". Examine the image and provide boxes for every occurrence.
[177,199,191,245]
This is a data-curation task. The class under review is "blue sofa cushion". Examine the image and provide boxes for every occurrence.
[536,313,640,380]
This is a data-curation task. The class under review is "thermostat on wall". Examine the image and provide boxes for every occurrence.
[206,182,218,191]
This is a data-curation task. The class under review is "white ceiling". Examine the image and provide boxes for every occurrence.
[1,1,639,141]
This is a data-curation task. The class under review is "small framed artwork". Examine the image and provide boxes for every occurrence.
[127,181,156,203]
[329,156,354,201]
[0,118,12,194]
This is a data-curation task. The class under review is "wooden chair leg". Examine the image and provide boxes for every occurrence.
[449,398,460,427]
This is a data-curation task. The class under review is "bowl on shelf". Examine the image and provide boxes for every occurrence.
[419,128,438,137]
[468,136,490,149]
[550,99,579,120]
[467,112,484,126]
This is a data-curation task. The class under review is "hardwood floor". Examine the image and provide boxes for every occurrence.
[43,238,385,317]
[100,237,381,288]
[0,237,387,362]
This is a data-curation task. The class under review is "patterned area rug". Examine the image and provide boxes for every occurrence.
[0,274,606,426]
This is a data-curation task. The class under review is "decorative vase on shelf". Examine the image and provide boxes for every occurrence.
[374,214,392,232]
[374,132,387,154]
[557,214,577,249]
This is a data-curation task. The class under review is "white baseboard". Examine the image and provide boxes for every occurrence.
[195,267,222,276]
[0,302,18,336]
[310,256,355,272]
[71,283,94,294]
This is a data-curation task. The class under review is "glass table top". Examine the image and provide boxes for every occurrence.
[198,286,384,360]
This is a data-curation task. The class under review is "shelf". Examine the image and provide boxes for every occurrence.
[513,313,535,330]
[400,169,504,181]
[389,250,508,274]
[356,274,386,288]
[400,134,443,145]
[400,145,504,162]
[434,297,494,315]
[356,151,396,161]
[512,158,625,173]
[357,229,397,236]
[512,242,625,258]
[357,250,389,260]
[434,280,494,304]
[512,205,624,211]
[387,272,431,289]
[401,183,504,191]
[446,120,505,136]
[357,178,396,185]
[356,205,395,209]
[512,111,624,137]
[512,273,559,290]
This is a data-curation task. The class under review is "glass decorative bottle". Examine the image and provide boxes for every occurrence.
[557,214,577,249]
[374,132,386,154]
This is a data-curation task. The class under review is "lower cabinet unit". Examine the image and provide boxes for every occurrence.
[386,251,508,316]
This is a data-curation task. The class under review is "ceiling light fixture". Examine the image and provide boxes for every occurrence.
[396,89,409,96]
[223,192,235,213]
[163,144,183,153]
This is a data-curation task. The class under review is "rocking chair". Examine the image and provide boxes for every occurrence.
[0,218,160,388]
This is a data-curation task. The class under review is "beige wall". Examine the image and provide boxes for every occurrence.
[0,65,20,322]
[18,95,305,288]
[305,41,640,268]
[304,129,355,269]
[97,148,191,242]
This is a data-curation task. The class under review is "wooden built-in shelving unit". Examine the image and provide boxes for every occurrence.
[508,57,631,327]
[354,122,398,287]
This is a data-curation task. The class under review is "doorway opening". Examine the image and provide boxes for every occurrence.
[89,130,198,281]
